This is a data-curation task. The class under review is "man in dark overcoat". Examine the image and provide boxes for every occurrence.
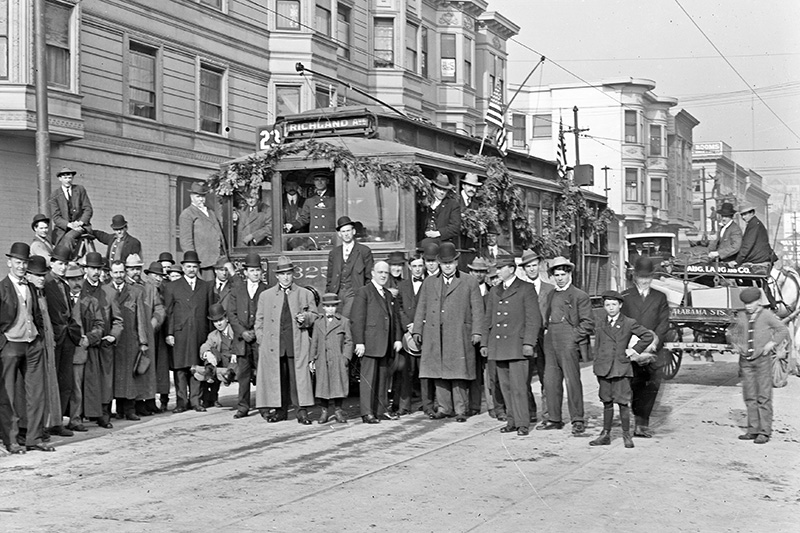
[326,216,374,318]
[144,262,170,412]
[412,243,484,421]
[482,256,541,436]
[708,202,742,263]
[227,253,268,419]
[47,167,93,254]
[163,251,216,413]
[735,204,774,267]
[394,251,429,415]
[622,256,670,438]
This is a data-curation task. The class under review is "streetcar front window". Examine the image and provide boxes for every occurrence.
[346,179,400,243]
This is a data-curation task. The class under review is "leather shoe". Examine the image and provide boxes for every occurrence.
[233,411,249,419]
[536,421,564,430]
[571,421,586,435]
[194,406,207,413]
[297,415,312,425]
[172,406,187,414]
[622,431,635,448]
[429,411,448,420]
[589,430,611,446]
[67,424,88,432]
[397,409,411,416]
[499,426,517,433]
[496,414,507,422]
[6,443,26,454]
[213,401,224,408]
[362,414,380,424]
[738,433,757,440]
[97,420,113,429]
[50,426,74,437]
[382,412,400,421]
[27,442,56,452]
[455,416,467,423]
[634,425,653,438]
[266,412,287,423]
[754,434,770,444]
[125,413,141,421]
[517,427,530,436]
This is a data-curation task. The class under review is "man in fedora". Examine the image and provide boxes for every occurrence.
[227,253,268,418]
[459,173,482,260]
[92,214,142,263]
[43,245,83,436]
[736,204,775,268]
[0,243,50,452]
[622,256,670,438]
[539,256,594,435]
[144,261,170,411]
[285,172,334,233]
[30,214,55,264]
[413,242,484,422]
[80,252,122,429]
[479,222,509,263]
[420,173,461,248]
[326,215,374,318]
[351,261,403,423]
[163,251,216,412]
[179,181,226,281]
[233,187,272,247]
[47,167,93,256]
[254,256,317,424]
[708,202,742,263]
[481,255,542,436]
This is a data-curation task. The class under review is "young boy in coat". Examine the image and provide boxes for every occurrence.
[195,304,237,407]
[310,293,354,424]
[590,291,654,449]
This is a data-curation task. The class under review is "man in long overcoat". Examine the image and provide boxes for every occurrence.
[163,251,215,413]
[178,182,226,280]
[254,256,317,424]
[412,243,483,421]
[735,204,774,267]
[482,256,541,436]
[326,216,373,318]
[80,252,122,429]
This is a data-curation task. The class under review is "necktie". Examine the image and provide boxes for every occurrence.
[282,286,291,294]
[444,276,453,286]
[413,277,424,283]
[746,313,755,358]
[65,188,72,202]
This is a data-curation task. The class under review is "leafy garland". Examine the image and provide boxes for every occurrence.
[206,139,431,198]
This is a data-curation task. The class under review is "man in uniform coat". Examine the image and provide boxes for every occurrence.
[0,243,50,453]
[286,173,335,233]
[163,251,216,413]
[419,173,461,248]
[412,243,484,421]
[254,256,317,424]
[539,257,594,435]
[350,261,403,423]
[47,167,93,254]
[80,252,122,429]
[227,253,268,419]
[622,256,670,438]
[326,216,374,318]
[735,204,775,267]
[482,256,541,436]
[92,215,143,263]
[179,182,226,280]
[708,202,742,263]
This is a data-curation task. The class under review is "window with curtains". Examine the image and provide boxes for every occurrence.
[624,110,638,143]
[440,33,455,82]
[45,0,72,89]
[276,0,300,30]
[463,36,472,87]
[405,23,417,72]
[128,42,157,120]
[531,114,550,138]
[337,4,351,60]
[315,0,331,37]
[373,18,394,68]
[420,27,428,78]
[199,63,224,134]
[625,168,639,202]
[276,85,301,117]
[0,0,8,79]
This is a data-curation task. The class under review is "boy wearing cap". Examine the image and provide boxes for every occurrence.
[590,291,654,448]
[92,215,142,263]
[310,293,354,423]
[198,304,237,400]
[727,287,789,444]
[47,167,93,255]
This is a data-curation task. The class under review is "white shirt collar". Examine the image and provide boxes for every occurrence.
[555,282,571,292]
[371,279,384,295]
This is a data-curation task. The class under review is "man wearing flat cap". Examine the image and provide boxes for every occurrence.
[47,167,93,257]
[419,173,461,248]
[708,202,742,263]
[735,204,775,268]
[326,216,374,318]
[285,172,334,234]
[727,287,789,444]
[92,214,142,264]
[179,181,227,281]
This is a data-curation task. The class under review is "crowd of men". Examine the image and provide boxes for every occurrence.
[2,168,785,456]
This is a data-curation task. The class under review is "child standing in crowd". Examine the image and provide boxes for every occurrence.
[310,293,354,424]
[590,290,653,449]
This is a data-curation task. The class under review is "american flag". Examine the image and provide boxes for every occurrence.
[556,118,568,179]
[485,84,505,130]
[494,125,508,156]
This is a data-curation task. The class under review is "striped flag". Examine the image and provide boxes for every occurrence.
[557,118,569,179]
[485,84,504,130]
[494,125,508,156]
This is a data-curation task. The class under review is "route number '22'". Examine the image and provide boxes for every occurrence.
[259,128,282,150]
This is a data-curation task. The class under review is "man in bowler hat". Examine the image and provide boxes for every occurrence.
[326,216,374,318]
[92,214,142,263]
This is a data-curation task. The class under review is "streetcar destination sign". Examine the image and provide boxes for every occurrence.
[669,307,734,321]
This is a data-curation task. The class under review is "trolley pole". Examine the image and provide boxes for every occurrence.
[34,0,51,211]
[701,167,708,240]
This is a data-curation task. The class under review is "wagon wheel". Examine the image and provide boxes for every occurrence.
[660,348,682,380]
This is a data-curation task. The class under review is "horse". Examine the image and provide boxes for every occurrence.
[769,265,800,371]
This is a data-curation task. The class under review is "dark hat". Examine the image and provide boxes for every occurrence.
[51,245,72,263]
[402,331,421,356]
[144,262,165,276]
[167,264,184,274]
[26,255,49,276]
[157,251,175,265]
[548,256,575,274]
[487,265,498,278]
[110,214,128,230]
[495,255,516,269]
[208,303,227,322]
[462,173,482,188]
[31,213,50,229]
[64,262,83,279]
[213,256,229,269]
[601,290,624,303]
[56,167,77,176]
[284,180,299,192]
[189,181,209,196]
[101,257,111,272]
[387,251,406,265]
[181,251,201,264]
[335,216,357,231]
[6,242,31,261]
[633,256,656,277]
[431,173,453,191]
[717,202,736,217]
[437,242,460,263]
[519,249,541,266]
[242,252,262,269]
[81,251,104,268]
[422,242,439,261]
[306,170,331,185]
[486,221,501,235]
[739,287,762,304]
[274,256,295,273]
[467,257,489,271]
[321,292,341,306]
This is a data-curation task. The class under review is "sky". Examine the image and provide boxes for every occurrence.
[489,0,800,195]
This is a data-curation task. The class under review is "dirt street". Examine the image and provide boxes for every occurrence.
[0,361,798,532]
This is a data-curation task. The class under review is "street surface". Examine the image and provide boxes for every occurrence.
[1,361,798,532]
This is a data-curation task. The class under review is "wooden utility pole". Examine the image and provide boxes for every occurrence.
[34,0,51,211]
